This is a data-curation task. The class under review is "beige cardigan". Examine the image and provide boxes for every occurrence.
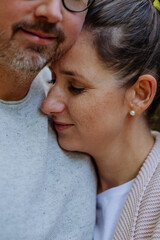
[113,131,160,240]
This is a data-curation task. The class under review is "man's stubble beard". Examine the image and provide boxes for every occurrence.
[0,21,65,81]
[0,34,56,81]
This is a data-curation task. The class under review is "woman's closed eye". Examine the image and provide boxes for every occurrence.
[68,85,85,94]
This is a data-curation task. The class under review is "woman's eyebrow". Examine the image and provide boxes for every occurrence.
[59,69,88,81]
[60,70,75,76]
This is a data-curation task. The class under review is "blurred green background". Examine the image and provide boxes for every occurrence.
[151,104,160,131]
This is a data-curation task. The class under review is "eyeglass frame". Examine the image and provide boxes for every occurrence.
[61,0,95,12]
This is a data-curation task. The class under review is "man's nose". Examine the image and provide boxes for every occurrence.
[35,0,63,23]
[41,87,65,115]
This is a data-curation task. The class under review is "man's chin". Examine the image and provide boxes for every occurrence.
[11,50,52,73]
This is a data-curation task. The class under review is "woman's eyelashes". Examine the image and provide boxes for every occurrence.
[48,70,57,84]
[68,85,85,94]
[48,76,85,94]
[48,78,56,85]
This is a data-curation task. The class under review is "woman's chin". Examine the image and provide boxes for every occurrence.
[58,139,78,152]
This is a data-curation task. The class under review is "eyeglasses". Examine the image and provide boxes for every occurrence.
[62,0,94,12]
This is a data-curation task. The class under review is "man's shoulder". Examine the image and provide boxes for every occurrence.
[33,66,52,95]
[36,66,51,81]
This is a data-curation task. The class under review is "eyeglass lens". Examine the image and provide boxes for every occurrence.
[63,0,94,12]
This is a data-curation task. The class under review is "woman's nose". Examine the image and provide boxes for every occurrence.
[41,87,65,115]
[35,0,63,23]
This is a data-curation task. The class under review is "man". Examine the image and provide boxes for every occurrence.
[0,1,96,239]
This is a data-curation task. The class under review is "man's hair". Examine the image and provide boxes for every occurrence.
[85,0,160,119]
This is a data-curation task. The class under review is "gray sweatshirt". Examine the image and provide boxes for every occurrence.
[0,67,96,240]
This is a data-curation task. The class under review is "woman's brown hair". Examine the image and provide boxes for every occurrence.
[85,0,160,119]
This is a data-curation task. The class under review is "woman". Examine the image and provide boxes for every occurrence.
[41,0,160,239]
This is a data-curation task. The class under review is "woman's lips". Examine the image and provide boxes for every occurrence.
[54,122,74,131]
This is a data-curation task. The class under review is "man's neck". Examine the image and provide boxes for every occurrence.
[0,66,38,101]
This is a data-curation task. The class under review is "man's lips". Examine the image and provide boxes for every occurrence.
[54,121,74,131]
[22,28,57,39]
[19,28,57,44]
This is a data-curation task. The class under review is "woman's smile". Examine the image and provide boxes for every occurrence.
[54,121,74,131]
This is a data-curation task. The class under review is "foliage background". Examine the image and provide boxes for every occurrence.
[151,104,160,131]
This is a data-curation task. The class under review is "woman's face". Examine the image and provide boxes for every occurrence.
[41,32,129,156]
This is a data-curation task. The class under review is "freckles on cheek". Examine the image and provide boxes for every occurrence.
[80,106,99,129]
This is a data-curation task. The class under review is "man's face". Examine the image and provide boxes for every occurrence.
[0,0,86,74]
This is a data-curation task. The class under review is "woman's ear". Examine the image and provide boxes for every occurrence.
[126,74,157,116]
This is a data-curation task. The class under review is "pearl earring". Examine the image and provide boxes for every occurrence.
[130,110,135,116]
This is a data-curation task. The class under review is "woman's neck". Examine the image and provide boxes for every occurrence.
[93,121,155,193]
